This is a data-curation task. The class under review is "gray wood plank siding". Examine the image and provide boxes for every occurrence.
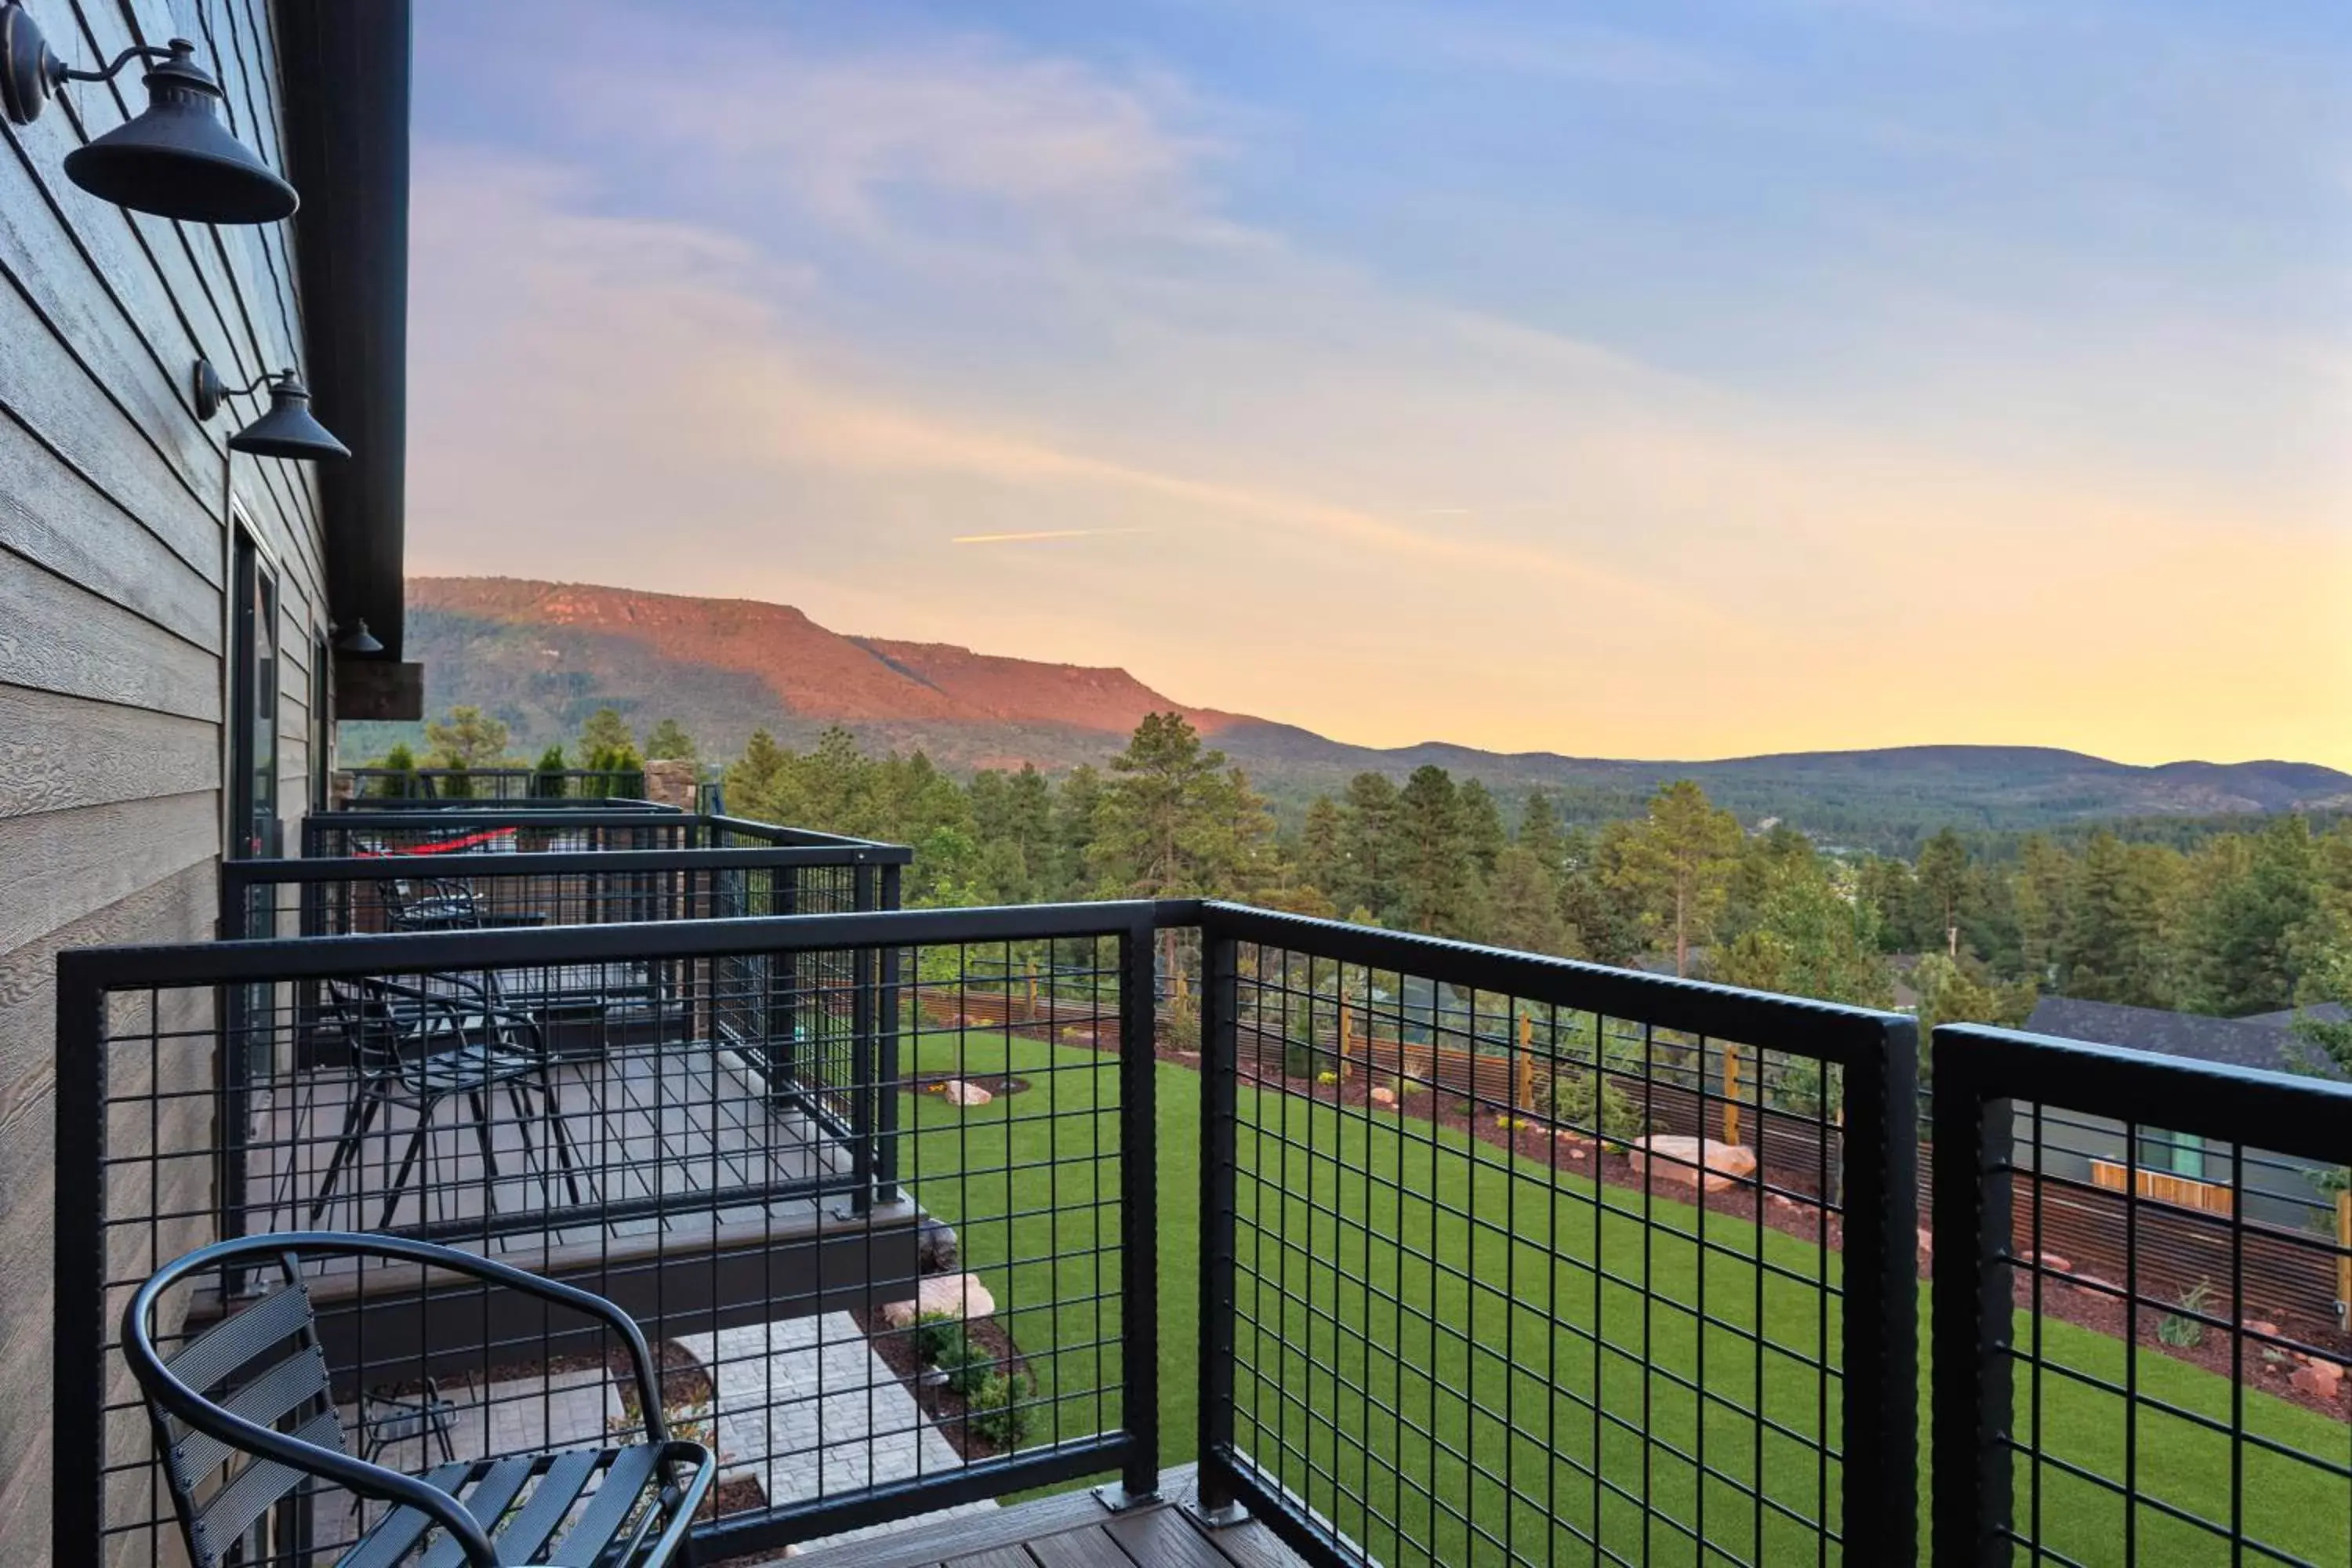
[0,2,330,1555]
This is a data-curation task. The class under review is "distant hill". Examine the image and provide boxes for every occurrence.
[368,576,2352,851]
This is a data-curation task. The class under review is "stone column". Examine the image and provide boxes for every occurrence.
[643,758,698,811]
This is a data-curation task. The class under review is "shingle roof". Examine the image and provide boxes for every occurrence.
[2022,996,2326,1076]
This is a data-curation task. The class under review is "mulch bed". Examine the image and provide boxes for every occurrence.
[854,1306,1032,1461]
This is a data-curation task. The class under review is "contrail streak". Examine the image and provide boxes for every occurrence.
[950,528,1158,545]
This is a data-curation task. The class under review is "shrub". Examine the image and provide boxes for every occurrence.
[1282,1041,1327,1079]
[1316,1070,1338,1087]
[2158,1280,2217,1349]
[937,1337,994,1397]
[912,1310,963,1363]
[964,1369,1037,1450]
[1550,1069,1648,1145]
[373,743,418,798]
[530,745,568,800]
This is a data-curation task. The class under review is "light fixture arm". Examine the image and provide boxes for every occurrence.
[2,4,191,126]
[191,358,294,422]
[53,41,179,87]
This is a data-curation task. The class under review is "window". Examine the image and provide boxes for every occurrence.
[229,529,280,859]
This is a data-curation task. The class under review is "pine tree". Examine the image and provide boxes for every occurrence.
[424,706,510,770]
[1054,764,1104,898]
[643,718,698,763]
[1516,792,1565,877]
[577,706,633,760]
[1338,773,1400,921]
[1916,828,1969,960]
[1486,844,1575,956]
[1393,765,1472,937]
[724,729,791,821]
[1609,780,1744,977]
[1457,779,1507,880]
[1299,797,1347,900]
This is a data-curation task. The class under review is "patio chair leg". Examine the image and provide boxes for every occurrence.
[504,1079,549,1201]
[537,1066,586,1208]
[379,1107,434,1232]
[308,1080,384,1225]
[466,1089,501,1212]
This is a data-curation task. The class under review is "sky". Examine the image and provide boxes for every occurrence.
[405,1,2352,768]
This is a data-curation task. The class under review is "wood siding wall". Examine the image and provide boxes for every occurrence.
[0,2,327,1557]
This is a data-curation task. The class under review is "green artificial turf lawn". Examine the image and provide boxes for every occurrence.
[898,1030,2351,1566]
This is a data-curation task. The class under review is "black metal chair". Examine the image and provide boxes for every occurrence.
[309,975,583,1230]
[122,1231,714,1568]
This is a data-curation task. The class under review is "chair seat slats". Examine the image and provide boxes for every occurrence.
[338,1461,476,1568]
[165,1283,314,1392]
[488,1450,603,1565]
[418,1454,542,1568]
[194,1406,344,1550]
[546,1445,665,1566]
[172,1347,334,1481]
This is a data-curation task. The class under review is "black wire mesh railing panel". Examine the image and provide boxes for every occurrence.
[303,808,692,860]
[343,768,660,803]
[53,903,1158,1566]
[1194,906,1918,1568]
[1931,1025,2352,1568]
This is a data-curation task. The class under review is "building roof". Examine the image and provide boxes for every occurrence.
[2021,996,2339,1076]
[278,0,412,658]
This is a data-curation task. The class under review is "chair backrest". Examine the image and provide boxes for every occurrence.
[129,1258,347,1568]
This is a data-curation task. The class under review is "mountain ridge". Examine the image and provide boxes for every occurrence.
[384,576,2352,843]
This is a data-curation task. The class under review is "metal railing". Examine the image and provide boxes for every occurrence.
[56,902,1161,1566]
[343,765,664,802]
[1931,1023,2352,1566]
[56,895,2352,1568]
[1192,906,1919,1566]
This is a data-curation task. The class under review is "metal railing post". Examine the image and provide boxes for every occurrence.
[1839,1014,1919,1562]
[1193,916,1243,1523]
[876,863,902,1203]
[771,866,802,1093]
[52,955,108,1568]
[1932,1031,2015,1565]
[848,864,877,1214]
[1114,914,1163,1504]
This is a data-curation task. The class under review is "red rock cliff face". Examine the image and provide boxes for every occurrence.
[407,576,1246,736]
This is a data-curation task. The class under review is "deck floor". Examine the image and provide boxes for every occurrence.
[245,1036,851,1266]
[793,1468,1305,1568]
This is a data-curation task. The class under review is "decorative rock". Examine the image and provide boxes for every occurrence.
[917,1217,960,1274]
[2290,1362,2343,1400]
[942,1079,993,1107]
[1916,1227,1933,1260]
[1554,1128,1588,1145]
[2022,1251,2072,1274]
[2245,1319,2281,1339]
[881,1272,997,1328]
[1370,1086,1397,1107]
[1627,1136,1758,1193]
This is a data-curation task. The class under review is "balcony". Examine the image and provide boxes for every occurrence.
[53,846,2352,1566]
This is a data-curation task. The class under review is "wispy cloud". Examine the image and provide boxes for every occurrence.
[952,528,1157,546]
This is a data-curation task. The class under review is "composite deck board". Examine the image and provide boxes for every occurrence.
[791,1468,1304,1568]
[246,1040,848,1284]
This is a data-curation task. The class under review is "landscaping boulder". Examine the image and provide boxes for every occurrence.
[881,1272,997,1328]
[2291,1361,2343,1400]
[2022,1251,2072,1274]
[1627,1136,1757,1193]
[1369,1086,1397,1107]
[918,1217,960,1273]
[2245,1319,2281,1340]
[942,1079,993,1107]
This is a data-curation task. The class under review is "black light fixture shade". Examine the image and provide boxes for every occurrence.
[230,370,350,461]
[2,8,296,225]
[335,619,384,655]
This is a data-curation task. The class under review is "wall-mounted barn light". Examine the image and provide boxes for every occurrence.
[2,3,296,223]
[333,620,384,655]
[194,358,351,461]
